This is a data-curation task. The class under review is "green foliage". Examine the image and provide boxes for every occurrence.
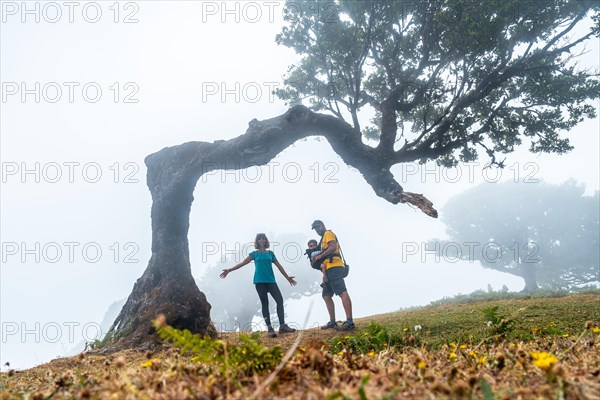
[329,322,405,354]
[219,334,283,375]
[482,305,503,326]
[153,319,282,376]
[482,306,515,335]
[86,330,114,350]
[481,379,497,400]
[276,0,599,165]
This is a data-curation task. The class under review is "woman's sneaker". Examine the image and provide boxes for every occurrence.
[320,321,338,330]
[335,321,356,331]
[279,324,296,333]
[267,326,277,338]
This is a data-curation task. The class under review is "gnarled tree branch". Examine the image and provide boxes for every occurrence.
[147,105,437,217]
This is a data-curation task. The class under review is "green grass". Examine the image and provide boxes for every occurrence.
[427,287,600,306]
[348,293,599,350]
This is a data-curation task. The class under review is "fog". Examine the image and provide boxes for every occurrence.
[1,2,598,370]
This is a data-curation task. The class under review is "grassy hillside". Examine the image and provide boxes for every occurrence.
[1,293,599,399]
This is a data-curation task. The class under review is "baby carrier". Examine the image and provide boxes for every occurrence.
[304,230,350,277]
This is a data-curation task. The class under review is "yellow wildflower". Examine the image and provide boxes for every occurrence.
[418,361,427,369]
[450,343,457,349]
[141,360,153,368]
[403,328,409,332]
[367,351,376,357]
[479,356,487,364]
[530,351,558,371]
[562,333,569,337]
[469,351,477,358]
[593,327,600,333]
[460,344,467,349]
[531,327,539,334]
[449,352,457,361]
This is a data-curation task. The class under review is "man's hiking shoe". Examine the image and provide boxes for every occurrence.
[335,321,356,331]
[279,324,296,333]
[267,327,277,338]
[320,321,338,330]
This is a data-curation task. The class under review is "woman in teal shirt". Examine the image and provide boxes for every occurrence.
[220,233,297,337]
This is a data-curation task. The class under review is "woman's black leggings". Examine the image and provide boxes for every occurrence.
[255,283,285,327]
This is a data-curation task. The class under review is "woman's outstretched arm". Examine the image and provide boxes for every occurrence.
[220,256,252,278]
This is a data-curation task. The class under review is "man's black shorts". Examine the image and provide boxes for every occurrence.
[322,266,347,297]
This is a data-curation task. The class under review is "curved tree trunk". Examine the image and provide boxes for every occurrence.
[105,106,437,349]
[105,173,215,349]
[521,265,539,293]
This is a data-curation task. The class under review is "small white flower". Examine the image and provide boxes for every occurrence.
[487,321,493,327]
[414,325,422,331]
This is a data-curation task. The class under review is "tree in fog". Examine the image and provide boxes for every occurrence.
[438,180,599,292]
[107,0,600,348]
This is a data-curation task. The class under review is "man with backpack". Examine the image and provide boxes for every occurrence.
[310,220,355,331]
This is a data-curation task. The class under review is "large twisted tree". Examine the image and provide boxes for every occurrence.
[105,0,599,349]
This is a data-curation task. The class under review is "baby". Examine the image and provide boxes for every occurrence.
[305,239,327,288]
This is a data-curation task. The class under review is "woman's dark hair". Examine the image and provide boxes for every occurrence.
[254,233,270,249]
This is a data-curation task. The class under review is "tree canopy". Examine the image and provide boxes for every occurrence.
[276,0,599,168]
[438,180,599,291]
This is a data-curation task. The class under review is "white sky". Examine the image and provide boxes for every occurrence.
[1,1,598,369]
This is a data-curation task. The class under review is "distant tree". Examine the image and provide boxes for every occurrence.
[438,180,599,292]
[197,233,321,331]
